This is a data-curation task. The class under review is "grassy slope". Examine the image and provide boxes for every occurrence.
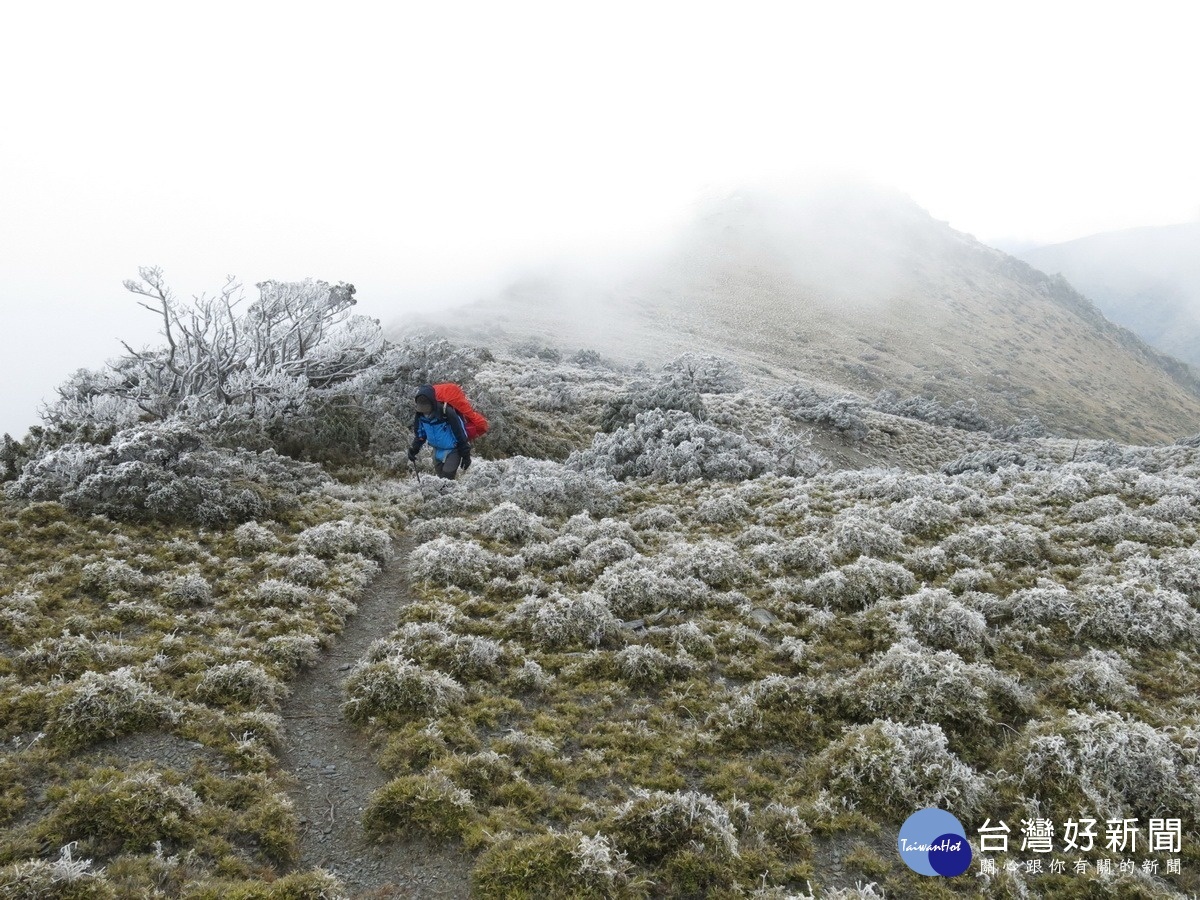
[4,350,1200,898]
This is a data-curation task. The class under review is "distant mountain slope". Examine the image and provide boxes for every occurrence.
[396,185,1200,444]
[1018,223,1200,369]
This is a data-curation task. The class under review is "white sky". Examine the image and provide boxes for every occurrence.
[2,0,1198,438]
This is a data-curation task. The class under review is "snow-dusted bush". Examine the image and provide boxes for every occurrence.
[662,353,746,394]
[0,843,113,898]
[80,559,154,598]
[773,386,868,441]
[668,622,717,659]
[943,522,1046,566]
[997,581,1077,627]
[195,660,287,710]
[569,535,638,580]
[6,421,328,526]
[409,536,508,588]
[885,496,959,536]
[898,588,987,654]
[1075,581,1200,646]
[249,579,314,609]
[47,668,173,747]
[1061,650,1137,706]
[163,573,212,606]
[1015,711,1199,818]
[0,589,41,635]
[830,509,906,560]
[872,391,993,433]
[669,539,753,590]
[461,456,618,517]
[570,410,774,483]
[817,719,986,815]
[631,506,682,532]
[839,640,1026,735]
[343,656,466,723]
[472,830,639,899]
[802,559,915,611]
[613,644,697,686]
[600,375,707,433]
[264,634,321,672]
[718,674,820,739]
[610,789,745,861]
[233,521,280,553]
[697,493,752,524]
[941,449,1032,475]
[593,558,708,617]
[478,501,543,544]
[296,520,392,562]
[510,592,621,649]
[513,658,554,691]
[377,623,506,680]
[279,553,328,586]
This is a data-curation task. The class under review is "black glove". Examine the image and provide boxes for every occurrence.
[407,447,418,463]
[460,450,472,471]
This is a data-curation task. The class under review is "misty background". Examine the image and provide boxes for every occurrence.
[3,1,1199,440]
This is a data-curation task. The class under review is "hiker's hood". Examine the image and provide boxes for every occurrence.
[415,384,437,408]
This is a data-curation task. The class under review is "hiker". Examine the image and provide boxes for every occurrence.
[407,384,474,479]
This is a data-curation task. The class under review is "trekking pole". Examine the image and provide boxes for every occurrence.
[409,459,422,483]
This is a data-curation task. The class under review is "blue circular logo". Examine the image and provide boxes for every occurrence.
[897,808,972,877]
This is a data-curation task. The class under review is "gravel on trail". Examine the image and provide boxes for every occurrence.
[278,537,474,899]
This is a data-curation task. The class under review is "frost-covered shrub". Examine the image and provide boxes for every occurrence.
[279,553,328,586]
[697,493,752,524]
[631,506,682,532]
[264,634,321,671]
[49,769,203,853]
[0,589,41,635]
[610,789,744,861]
[885,496,958,536]
[830,510,906,560]
[839,640,1027,735]
[378,624,506,680]
[941,449,1032,475]
[478,501,543,544]
[363,771,476,841]
[195,661,287,710]
[898,588,987,654]
[773,386,868,441]
[600,375,707,433]
[1075,581,1200,646]
[1015,711,1199,818]
[802,559,915,611]
[872,391,993,433]
[164,573,212,606]
[521,534,586,572]
[233,521,281,553]
[666,539,754,590]
[613,644,697,686]
[1156,548,1200,596]
[343,655,466,723]
[463,457,618,518]
[570,410,773,483]
[250,579,314,609]
[996,582,1077,627]
[472,830,639,899]
[0,843,115,899]
[943,523,1046,566]
[513,658,554,691]
[718,674,821,741]
[668,622,717,660]
[592,556,710,619]
[47,668,173,748]
[19,633,127,678]
[410,536,508,588]
[80,559,153,598]
[296,520,392,562]
[510,592,621,649]
[1061,650,1137,706]
[6,421,329,526]
[817,719,986,815]
[569,536,638,580]
[662,353,746,394]
[751,537,830,578]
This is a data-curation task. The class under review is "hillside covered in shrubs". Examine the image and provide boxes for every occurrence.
[4,272,1200,897]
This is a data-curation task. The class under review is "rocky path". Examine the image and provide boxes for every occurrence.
[278,536,473,898]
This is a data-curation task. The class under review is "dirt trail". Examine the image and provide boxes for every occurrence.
[278,536,473,898]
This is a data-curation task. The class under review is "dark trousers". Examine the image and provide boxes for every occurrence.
[435,451,461,479]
